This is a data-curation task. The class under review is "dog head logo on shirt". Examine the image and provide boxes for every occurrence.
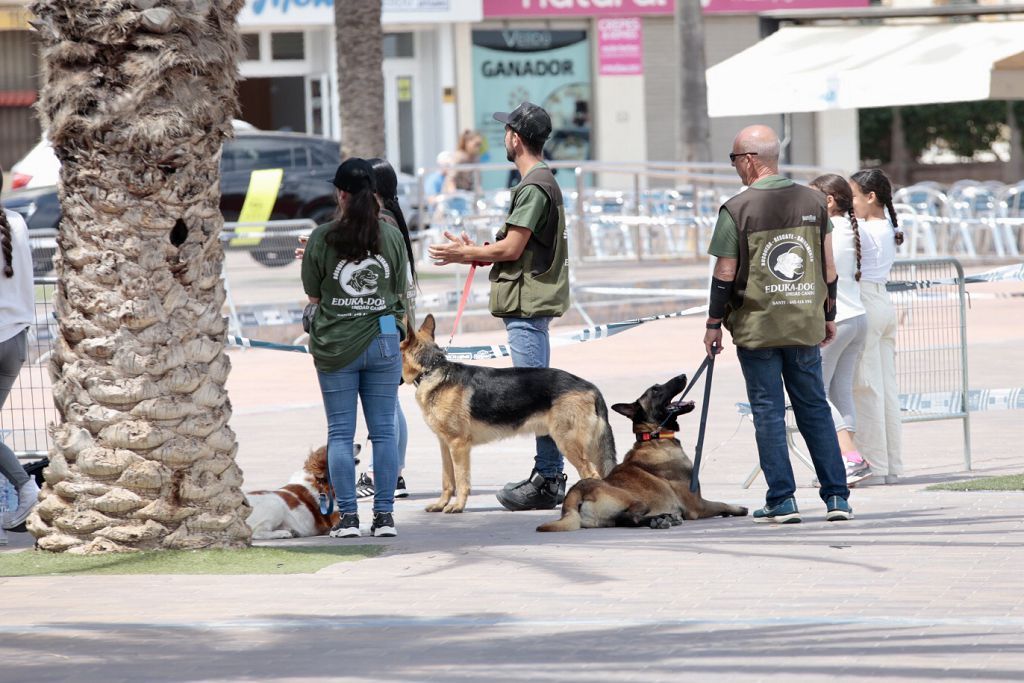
[767,242,806,283]
[339,258,382,296]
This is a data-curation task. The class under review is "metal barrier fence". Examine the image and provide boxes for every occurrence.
[889,258,971,470]
[0,277,59,461]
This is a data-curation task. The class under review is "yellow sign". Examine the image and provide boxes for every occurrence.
[230,168,284,247]
[397,77,412,103]
[0,7,32,30]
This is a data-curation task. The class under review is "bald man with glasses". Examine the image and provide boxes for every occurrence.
[703,125,852,525]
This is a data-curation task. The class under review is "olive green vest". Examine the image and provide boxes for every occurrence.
[722,183,829,348]
[489,165,570,318]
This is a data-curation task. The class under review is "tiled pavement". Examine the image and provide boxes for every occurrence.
[1,266,1021,682]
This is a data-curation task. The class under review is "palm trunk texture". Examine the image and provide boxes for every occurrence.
[26,0,251,553]
[336,0,385,158]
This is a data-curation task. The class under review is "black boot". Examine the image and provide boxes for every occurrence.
[496,469,567,511]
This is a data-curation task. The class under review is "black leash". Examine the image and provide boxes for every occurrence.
[689,343,719,493]
[657,343,718,493]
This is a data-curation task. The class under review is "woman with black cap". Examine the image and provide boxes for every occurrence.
[353,158,417,501]
[301,158,410,538]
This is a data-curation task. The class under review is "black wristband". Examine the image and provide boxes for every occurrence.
[706,322,722,329]
[824,277,838,322]
[708,277,734,319]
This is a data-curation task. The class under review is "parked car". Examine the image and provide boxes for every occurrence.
[2,127,342,272]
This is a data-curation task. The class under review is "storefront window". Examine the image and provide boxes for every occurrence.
[383,32,415,59]
[271,32,305,61]
[472,29,592,190]
[241,33,261,61]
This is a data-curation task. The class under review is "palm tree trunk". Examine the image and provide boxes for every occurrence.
[336,0,386,158]
[26,0,251,553]
[677,0,711,164]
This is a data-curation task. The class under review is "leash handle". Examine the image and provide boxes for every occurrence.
[446,263,477,348]
[689,341,718,493]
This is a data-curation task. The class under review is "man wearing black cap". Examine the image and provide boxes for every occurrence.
[429,102,571,511]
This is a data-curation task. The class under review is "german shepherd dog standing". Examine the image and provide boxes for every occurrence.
[538,373,748,532]
[400,314,617,513]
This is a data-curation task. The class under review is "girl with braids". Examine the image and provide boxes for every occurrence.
[848,168,903,485]
[354,158,418,501]
[810,174,870,485]
[302,158,410,538]
[0,167,40,529]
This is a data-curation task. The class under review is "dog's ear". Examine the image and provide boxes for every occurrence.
[420,313,436,340]
[403,316,417,345]
[611,402,637,420]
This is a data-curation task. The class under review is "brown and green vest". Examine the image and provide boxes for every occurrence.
[722,184,830,348]
[489,165,570,318]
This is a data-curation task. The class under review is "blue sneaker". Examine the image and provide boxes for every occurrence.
[825,495,853,521]
[752,497,801,524]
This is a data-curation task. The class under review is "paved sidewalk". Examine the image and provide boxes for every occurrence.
[1,274,1022,682]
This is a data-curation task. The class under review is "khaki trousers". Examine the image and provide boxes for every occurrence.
[853,282,903,475]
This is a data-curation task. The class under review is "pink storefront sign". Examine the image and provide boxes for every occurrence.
[483,0,674,18]
[702,0,868,12]
[597,17,643,76]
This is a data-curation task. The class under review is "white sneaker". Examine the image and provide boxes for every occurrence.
[845,461,873,486]
[3,478,39,530]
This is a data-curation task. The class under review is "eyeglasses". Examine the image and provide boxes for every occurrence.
[729,152,758,163]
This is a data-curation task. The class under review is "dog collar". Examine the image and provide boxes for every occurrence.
[636,430,676,442]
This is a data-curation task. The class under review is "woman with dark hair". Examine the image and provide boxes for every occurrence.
[354,158,418,501]
[301,158,409,537]
[848,168,903,485]
[810,174,870,485]
[0,167,39,529]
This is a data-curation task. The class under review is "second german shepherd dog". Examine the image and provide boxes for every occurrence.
[537,373,748,532]
[400,314,617,513]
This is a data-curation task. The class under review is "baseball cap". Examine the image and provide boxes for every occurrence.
[493,102,552,144]
[331,157,376,193]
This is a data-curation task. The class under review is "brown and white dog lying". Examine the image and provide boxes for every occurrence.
[245,446,341,539]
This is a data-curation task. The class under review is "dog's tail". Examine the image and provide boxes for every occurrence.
[593,393,617,477]
[536,485,583,532]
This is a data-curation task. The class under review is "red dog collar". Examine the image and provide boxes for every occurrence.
[636,431,676,443]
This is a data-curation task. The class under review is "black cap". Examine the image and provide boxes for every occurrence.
[493,102,552,145]
[331,158,376,193]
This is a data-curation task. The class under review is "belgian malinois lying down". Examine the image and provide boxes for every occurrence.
[538,373,748,532]
[400,314,617,513]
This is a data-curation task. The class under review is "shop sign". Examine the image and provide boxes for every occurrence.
[239,0,481,27]
[483,0,674,18]
[702,0,868,12]
[597,17,643,76]
[472,29,592,190]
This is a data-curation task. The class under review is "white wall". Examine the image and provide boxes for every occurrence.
[814,109,860,175]
[594,74,647,189]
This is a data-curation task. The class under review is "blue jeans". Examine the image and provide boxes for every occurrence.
[316,333,401,514]
[503,317,563,477]
[736,345,849,507]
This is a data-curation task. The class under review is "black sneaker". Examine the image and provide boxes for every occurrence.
[496,470,567,511]
[395,476,409,498]
[356,472,374,499]
[370,512,397,537]
[329,512,360,538]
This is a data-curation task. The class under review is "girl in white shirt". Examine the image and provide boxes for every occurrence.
[1,167,40,529]
[810,174,871,485]
[849,169,904,484]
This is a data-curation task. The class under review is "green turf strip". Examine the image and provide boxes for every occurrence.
[0,545,383,577]
[926,473,1024,492]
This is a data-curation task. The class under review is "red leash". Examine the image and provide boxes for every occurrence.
[446,246,490,348]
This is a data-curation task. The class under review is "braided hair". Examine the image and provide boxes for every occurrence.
[811,173,861,281]
[368,157,417,284]
[0,168,13,278]
[850,168,904,247]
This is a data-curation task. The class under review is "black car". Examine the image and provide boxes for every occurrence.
[3,131,342,273]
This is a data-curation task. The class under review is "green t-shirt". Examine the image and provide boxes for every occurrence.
[301,219,409,372]
[708,176,832,258]
[505,163,551,234]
